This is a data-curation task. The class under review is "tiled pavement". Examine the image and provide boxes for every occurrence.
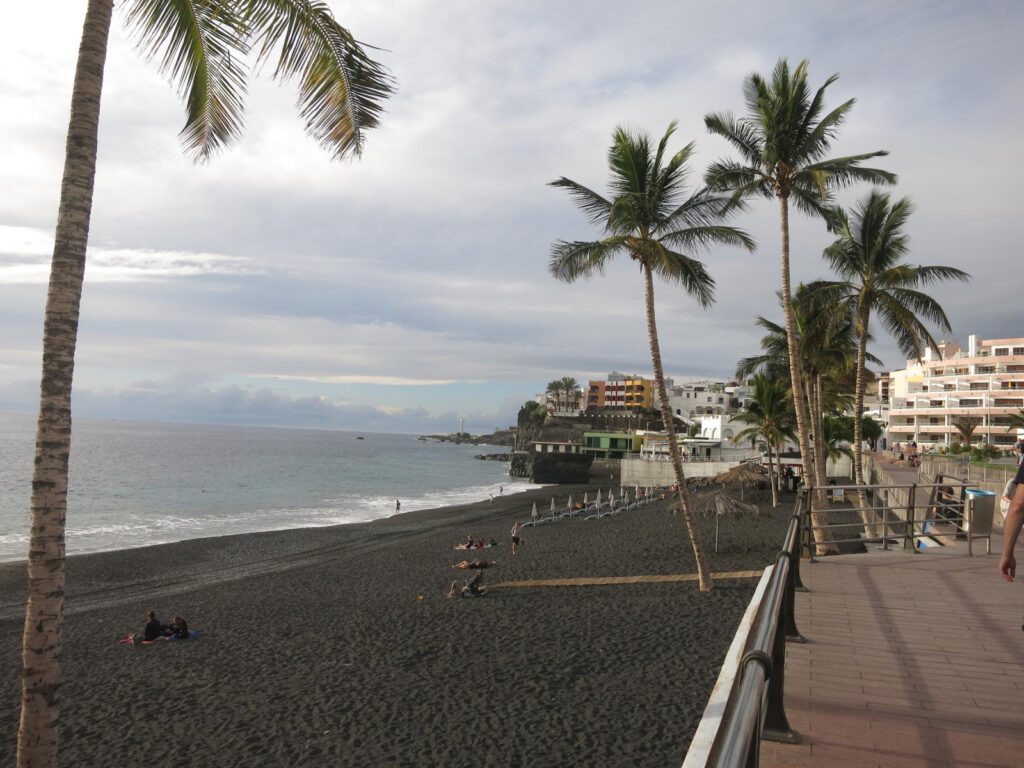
[759,538,1024,768]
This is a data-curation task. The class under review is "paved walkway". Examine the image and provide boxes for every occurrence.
[760,541,1024,767]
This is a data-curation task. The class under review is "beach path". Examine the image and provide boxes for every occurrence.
[760,541,1024,768]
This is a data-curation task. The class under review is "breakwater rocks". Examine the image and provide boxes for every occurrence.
[475,453,511,462]
[420,430,515,446]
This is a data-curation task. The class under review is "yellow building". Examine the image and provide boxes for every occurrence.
[623,377,653,410]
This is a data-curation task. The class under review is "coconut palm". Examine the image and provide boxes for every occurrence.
[953,416,981,447]
[816,190,969,498]
[1007,410,1024,434]
[731,374,795,508]
[549,122,755,591]
[705,58,895,500]
[20,3,392,765]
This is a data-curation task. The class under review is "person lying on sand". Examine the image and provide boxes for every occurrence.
[452,538,498,550]
[452,559,497,569]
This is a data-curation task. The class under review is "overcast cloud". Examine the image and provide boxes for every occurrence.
[0,1,1020,434]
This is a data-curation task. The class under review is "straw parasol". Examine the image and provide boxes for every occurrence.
[712,463,769,501]
[695,488,769,551]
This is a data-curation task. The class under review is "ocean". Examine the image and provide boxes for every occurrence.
[0,413,536,563]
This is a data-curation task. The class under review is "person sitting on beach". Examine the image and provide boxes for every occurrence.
[447,570,487,598]
[453,559,496,569]
[143,611,164,642]
[167,615,190,640]
[464,570,485,596]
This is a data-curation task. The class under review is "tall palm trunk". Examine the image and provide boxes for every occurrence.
[18,2,113,765]
[643,266,713,590]
[766,439,778,508]
[779,195,834,554]
[813,375,828,487]
[852,310,877,537]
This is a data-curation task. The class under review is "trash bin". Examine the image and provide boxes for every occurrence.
[963,489,996,536]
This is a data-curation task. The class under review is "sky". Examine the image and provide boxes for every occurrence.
[0,1,1020,435]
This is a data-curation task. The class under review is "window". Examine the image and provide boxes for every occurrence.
[1014,347,1024,355]
[994,348,1009,356]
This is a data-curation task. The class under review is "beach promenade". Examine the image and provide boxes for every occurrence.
[760,537,1024,768]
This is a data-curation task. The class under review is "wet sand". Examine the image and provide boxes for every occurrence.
[0,485,793,767]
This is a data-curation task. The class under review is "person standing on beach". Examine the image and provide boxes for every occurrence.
[511,521,522,555]
[999,460,1024,582]
[395,499,401,514]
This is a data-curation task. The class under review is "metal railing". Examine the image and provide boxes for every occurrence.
[797,476,998,556]
[693,471,998,767]
[704,503,805,767]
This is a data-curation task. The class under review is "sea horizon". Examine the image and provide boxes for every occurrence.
[0,412,538,563]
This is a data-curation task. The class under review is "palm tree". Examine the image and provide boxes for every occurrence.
[732,374,795,508]
[816,190,969,500]
[705,58,895,501]
[953,416,981,447]
[549,122,754,591]
[558,376,582,413]
[1007,410,1024,435]
[20,3,392,765]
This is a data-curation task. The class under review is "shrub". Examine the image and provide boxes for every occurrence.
[970,444,1000,462]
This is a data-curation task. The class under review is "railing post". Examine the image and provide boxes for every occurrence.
[909,487,917,552]
[779,549,805,643]
[790,513,806,591]
[761,569,801,744]
[881,487,889,550]
[967,495,974,556]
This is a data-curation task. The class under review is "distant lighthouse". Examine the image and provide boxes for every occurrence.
[459,417,465,435]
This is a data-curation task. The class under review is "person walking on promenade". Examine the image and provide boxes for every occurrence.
[999,459,1024,582]
[511,521,522,556]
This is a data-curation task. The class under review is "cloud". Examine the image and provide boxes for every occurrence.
[0,1,1020,428]
[0,226,260,284]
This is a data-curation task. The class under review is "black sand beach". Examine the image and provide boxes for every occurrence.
[0,485,791,767]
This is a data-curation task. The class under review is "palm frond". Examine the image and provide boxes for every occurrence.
[648,244,715,307]
[802,155,897,188]
[246,0,395,159]
[703,112,763,166]
[548,178,613,227]
[126,0,248,160]
[548,239,623,283]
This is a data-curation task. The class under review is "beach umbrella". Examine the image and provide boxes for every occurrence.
[550,497,556,517]
[583,492,589,507]
[596,488,603,508]
[567,495,574,515]
[609,490,616,510]
[713,464,769,501]
[695,489,768,552]
[531,501,538,522]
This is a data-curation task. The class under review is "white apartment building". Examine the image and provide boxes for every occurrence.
[887,335,1024,448]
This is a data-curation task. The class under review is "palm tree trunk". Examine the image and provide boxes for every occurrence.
[18,2,113,765]
[778,195,834,554]
[643,265,713,590]
[813,375,828,487]
[853,312,876,537]
[766,440,778,509]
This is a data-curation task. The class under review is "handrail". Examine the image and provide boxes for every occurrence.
[703,501,804,767]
